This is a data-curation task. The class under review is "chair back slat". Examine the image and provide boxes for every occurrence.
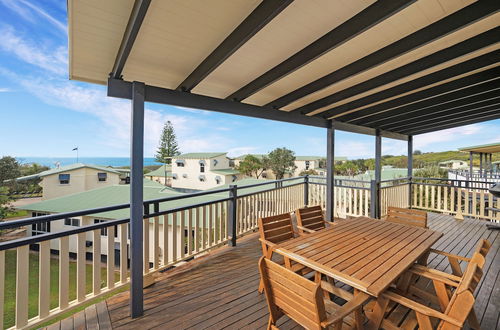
[475,239,491,261]
[258,213,295,244]
[439,258,483,330]
[296,205,326,233]
[259,257,325,330]
[386,207,427,228]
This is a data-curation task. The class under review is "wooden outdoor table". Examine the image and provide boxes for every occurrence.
[273,217,442,297]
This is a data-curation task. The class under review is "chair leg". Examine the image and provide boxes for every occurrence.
[467,309,481,330]
[258,279,264,293]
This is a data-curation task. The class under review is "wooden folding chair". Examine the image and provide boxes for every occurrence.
[259,257,370,330]
[295,205,332,234]
[386,206,428,228]
[426,239,491,276]
[258,213,311,293]
[366,257,483,330]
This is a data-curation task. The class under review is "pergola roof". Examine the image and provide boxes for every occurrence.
[68,0,500,139]
[459,142,500,153]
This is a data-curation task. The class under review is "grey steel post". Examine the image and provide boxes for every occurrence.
[407,135,413,208]
[370,180,380,219]
[130,81,145,318]
[304,175,309,207]
[228,184,237,247]
[326,121,335,221]
[374,130,382,218]
[479,152,483,178]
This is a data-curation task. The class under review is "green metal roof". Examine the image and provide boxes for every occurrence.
[295,156,323,161]
[14,163,122,182]
[210,169,240,175]
[458,142,500,153]
[175,152,227,159]
[233,154,266,160]
[145,164,172,177]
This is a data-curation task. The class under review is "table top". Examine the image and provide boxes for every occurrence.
[274,217,442,297]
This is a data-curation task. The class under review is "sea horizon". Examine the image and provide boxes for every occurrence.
[15,157,162,168]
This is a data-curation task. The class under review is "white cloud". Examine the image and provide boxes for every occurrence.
[226,146,258,157]
[0,25,67,75]
[0,87,11,92]
[336,141,374,159]
[414,124,483,149]
[0,0,66,33]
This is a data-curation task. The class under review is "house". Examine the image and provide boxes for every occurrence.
[145,164,172,186]
[438,159,468,169]
[172,153,243,191]
[13,163,125,200]
[234,154,348,178]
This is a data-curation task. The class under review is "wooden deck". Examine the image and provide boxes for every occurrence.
[46,213,500,329]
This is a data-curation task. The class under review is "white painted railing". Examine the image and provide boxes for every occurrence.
[380,183,410,217]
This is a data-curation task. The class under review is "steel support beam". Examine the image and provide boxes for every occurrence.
[228,185,238,246]
[111,0,151,79]
[228,0,413,102]
[480,153,483,177]
[372,130,382,218]
[177,0,293,92]
[107,78,407,140]
[297,27,500,115]
[326,122,335,221]
[330,55,500,121]
[407,135,413,208]
[130,81,145,318]
[269,0,499,110]
[405,111,500,135]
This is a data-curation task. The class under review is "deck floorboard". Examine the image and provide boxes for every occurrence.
[50,213,499,329]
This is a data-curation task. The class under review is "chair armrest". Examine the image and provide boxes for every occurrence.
[297,225,316,234]
[407,265,460,287]
[259,238,277,249]
[383,290,463,327]
[321,292,370,327]
[429,249,471,262]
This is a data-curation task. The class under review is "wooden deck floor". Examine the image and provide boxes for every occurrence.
[47,213,500,329]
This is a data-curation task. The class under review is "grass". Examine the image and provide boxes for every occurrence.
[3,250,120,329]
[4,210,28,219]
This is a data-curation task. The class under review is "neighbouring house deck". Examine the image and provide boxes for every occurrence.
[46,213,500,330]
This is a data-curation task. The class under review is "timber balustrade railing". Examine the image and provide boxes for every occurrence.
[0,176,306,329]
[1,175,498,328]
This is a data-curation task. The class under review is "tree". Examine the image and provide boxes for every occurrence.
[236,155,268,179]
[155,121,180,164]
[0,156,21,184]
[299,169,318,176]
[267,148,296,179]
[334,161,359,176]
[0,187,13,220]
[413,150,422,155]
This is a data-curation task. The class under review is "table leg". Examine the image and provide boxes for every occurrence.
[365,296,389,330]
[353,289,364,330]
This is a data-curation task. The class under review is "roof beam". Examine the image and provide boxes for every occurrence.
[226,0,413,101]
[268,0,500,110]
[389,102,500,132]
[354,81,500,127]
[331,121,408,141]
[110,0,151,79]
[108,78,407,140]
[295,27,500,115]
[406,111,500,135]
[323,52,500,119]
[176,0,294,92]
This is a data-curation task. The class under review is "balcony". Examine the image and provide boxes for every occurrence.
[1,176,499,329]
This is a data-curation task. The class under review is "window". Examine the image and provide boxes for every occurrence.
[232,175,237,182]
[200,163,205,173]
[215,176,221,184]
[31,212,50,235]
[94,219,117,237]
[182,174,187,178]
[176,160,185,167]
[213,159,218,167]
[59,173,70,184]
[199,175,206,182]
[64,218,80,226]
[305,161,310,170]
[172,173,178,180]
[98,172,107,182]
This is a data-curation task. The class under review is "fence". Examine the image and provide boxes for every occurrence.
[0,177,305,329]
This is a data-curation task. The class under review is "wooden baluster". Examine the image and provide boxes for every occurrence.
[480,190,485,219]
[180,211,185,258]
[38,241,50,319]
[419,184,423,208]
[107,226,115,289]
[488,193,494,220]
[437,185,441,211]
[143,218,149,273]
[443,186,448,212]
[0,250,4,328]
[76,232,86,301]
[92,230,101,296]
[188,209,193,256]
[172,212,178,262]
[202,207,207,250]
[450,187,455,214]
[472,190,477,217]
[153,215,159,269]
[464,189,469,215]
[162,215,169,265]
[208,205,213,247]
[195,207,200,253]
[59,236,70,309]
[16,245,29,327]
[119,223,128,283]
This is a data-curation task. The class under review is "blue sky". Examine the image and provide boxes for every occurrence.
[0,0,499,160]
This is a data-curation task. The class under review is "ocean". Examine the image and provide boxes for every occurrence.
[16,157,162,168]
